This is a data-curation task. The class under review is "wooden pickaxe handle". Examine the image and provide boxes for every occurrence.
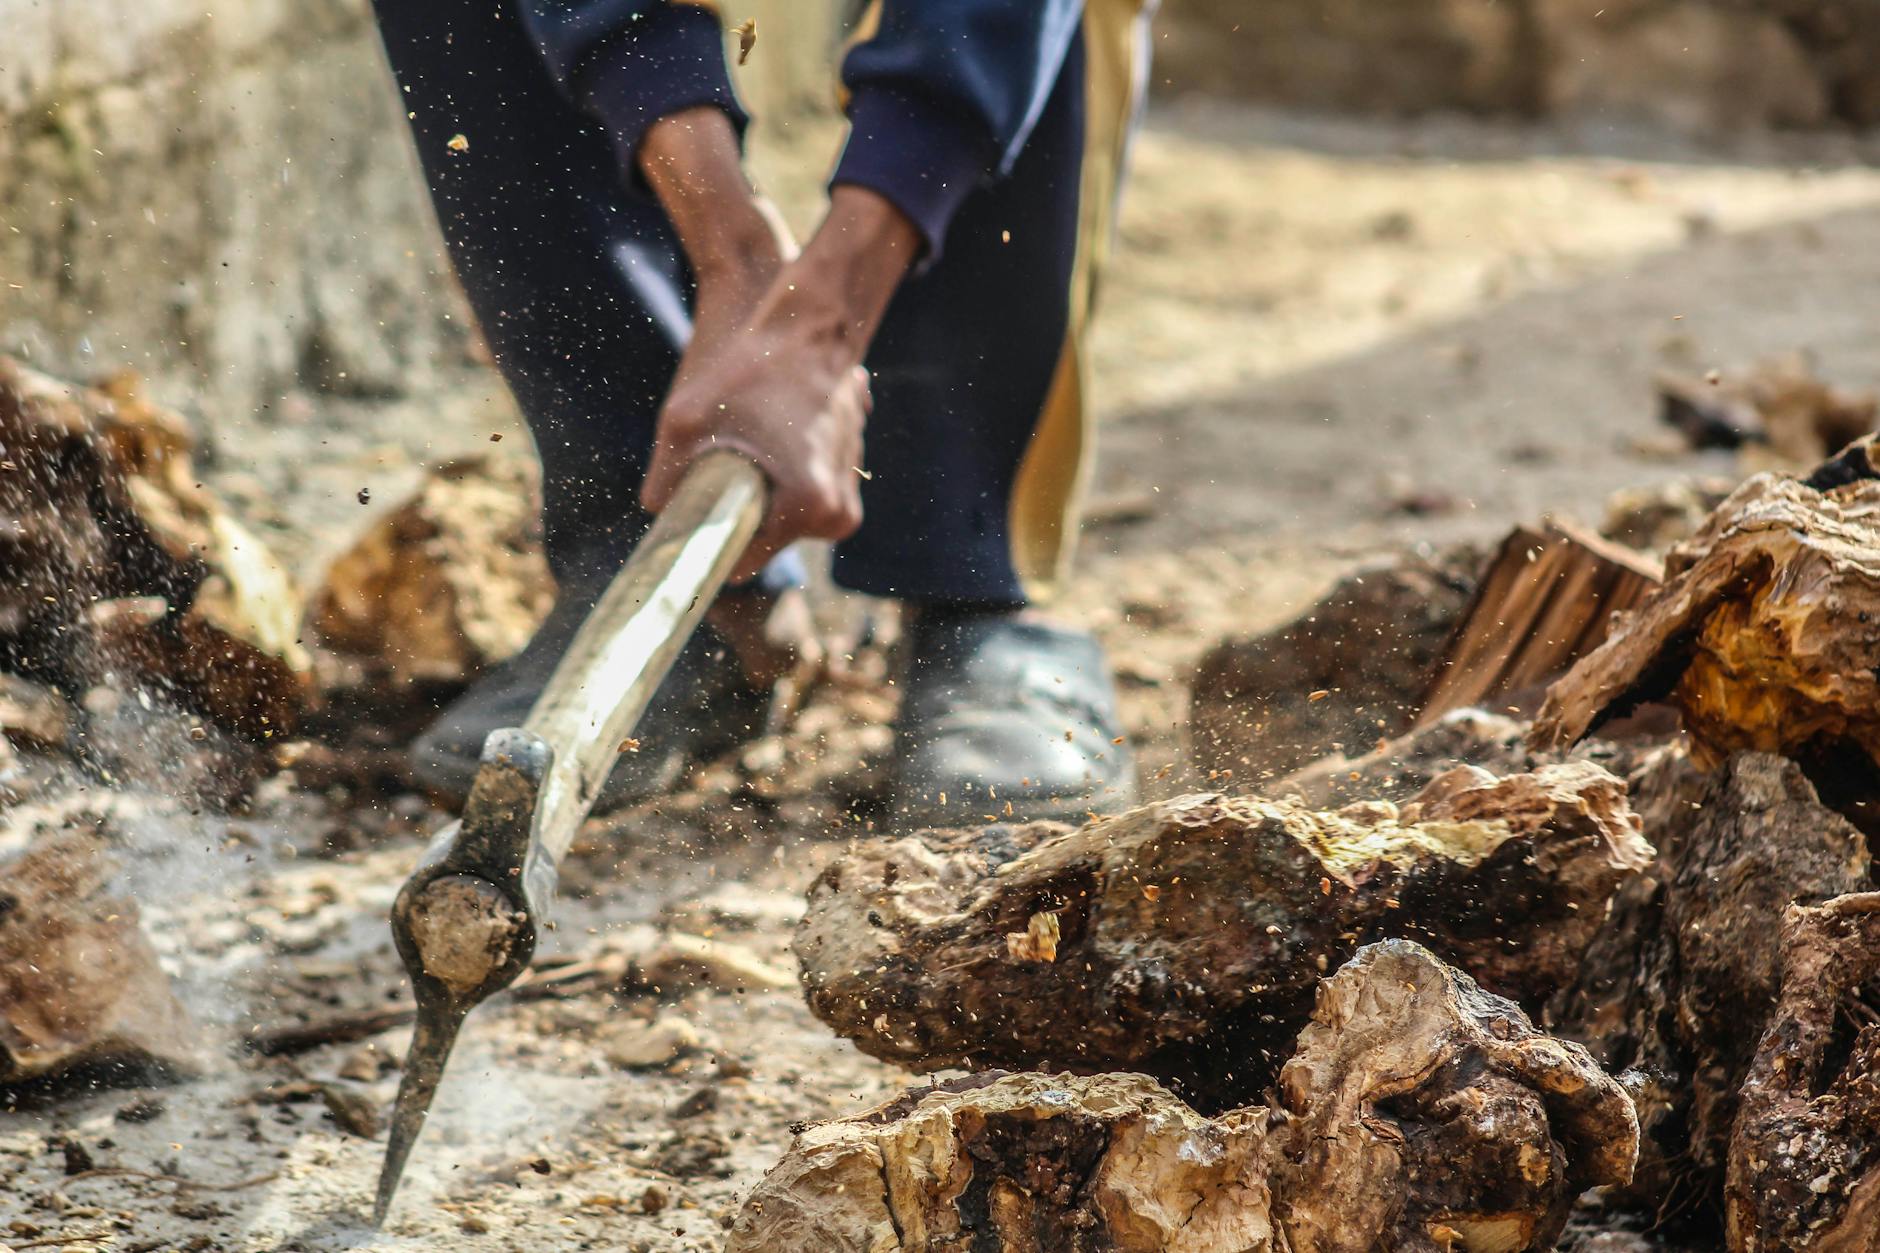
[523,447,766,864]
[375,449,765,1224]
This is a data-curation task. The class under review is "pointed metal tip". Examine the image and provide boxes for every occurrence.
[371,999,469,1227]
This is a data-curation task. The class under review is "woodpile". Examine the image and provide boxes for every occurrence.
[731,941,1638,1252]
[755,445,1880,1249]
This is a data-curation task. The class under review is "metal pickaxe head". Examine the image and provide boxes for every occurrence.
[373,728,560,1225]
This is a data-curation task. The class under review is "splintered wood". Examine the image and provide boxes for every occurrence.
[729,942,1638,1253]
[796,763,1647,1106]
[0,358,307,737]
[309,454,552,692]
[0,836,202,1085]
[1533,454,1880,771]
[1419,521,1661,726]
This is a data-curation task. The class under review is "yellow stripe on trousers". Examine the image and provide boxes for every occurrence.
[1011,0,1155,600]
[837,0,1154,598]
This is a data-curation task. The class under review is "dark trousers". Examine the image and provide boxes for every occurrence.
[370,1,1087,605]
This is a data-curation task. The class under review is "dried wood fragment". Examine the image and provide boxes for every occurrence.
[1420,521,1662,727]
[0,675,70,751]
[308,455,552,692]
[1189,548,1478,780]
[1727,893,1880,1253]
[1533,463,1880,773]
[0,836,202,1086]
[730,942,1638,1253]
[0,358,307,738]
[797,763,1647,1105]
[1658,353,1877,466]
[1552,752,1871,1221]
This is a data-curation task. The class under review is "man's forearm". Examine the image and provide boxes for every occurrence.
[639,106,777,281]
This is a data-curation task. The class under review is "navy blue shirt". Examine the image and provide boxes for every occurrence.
[516,0,1085,257]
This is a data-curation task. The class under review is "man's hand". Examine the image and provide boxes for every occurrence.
[639,179,920,582]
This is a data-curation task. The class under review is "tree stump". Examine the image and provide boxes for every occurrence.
[729,941,1638,1253]
[797,762,1648,1107]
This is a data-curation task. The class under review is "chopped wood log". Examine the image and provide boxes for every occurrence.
[1533,461,1880,777]
[308,454,552,692]
[1726,893,1880,1253]
[797,762,1648,1107]
[1189,548,1478,781]
[0,836,203,1086]
[0,358,307,738]
[1419,521,1662,727]
[1551,752,1872,1223]
[730,941,1638,1253]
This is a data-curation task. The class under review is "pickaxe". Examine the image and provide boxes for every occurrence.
[371,449,765,1223]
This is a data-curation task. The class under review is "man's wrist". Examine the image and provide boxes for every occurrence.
[774,186,920,356]
[641,107,776,283]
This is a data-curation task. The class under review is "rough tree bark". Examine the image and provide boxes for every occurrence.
[731,941,1639,1253]
[1551,751,1872,1224]
[0,358,307,737]
[1531,463,1880,781]
[0,836,203,1086]
[1726,892,1880,1253]
[797,762,1648,1107]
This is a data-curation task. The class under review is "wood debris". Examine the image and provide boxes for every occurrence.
[1420,520,1662,726]
[796,761,1647,1106]
[1533,448,1880,770]
[1658,351,1876,466]
[0,358,308,738]
[0,836,203,1086]
[730,941,1637,1253]
[308,453,552,693]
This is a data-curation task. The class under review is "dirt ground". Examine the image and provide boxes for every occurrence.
[7,96,1880,1251]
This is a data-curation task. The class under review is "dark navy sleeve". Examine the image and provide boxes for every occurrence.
[516,1,747,174]
[832,1,1085,258]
